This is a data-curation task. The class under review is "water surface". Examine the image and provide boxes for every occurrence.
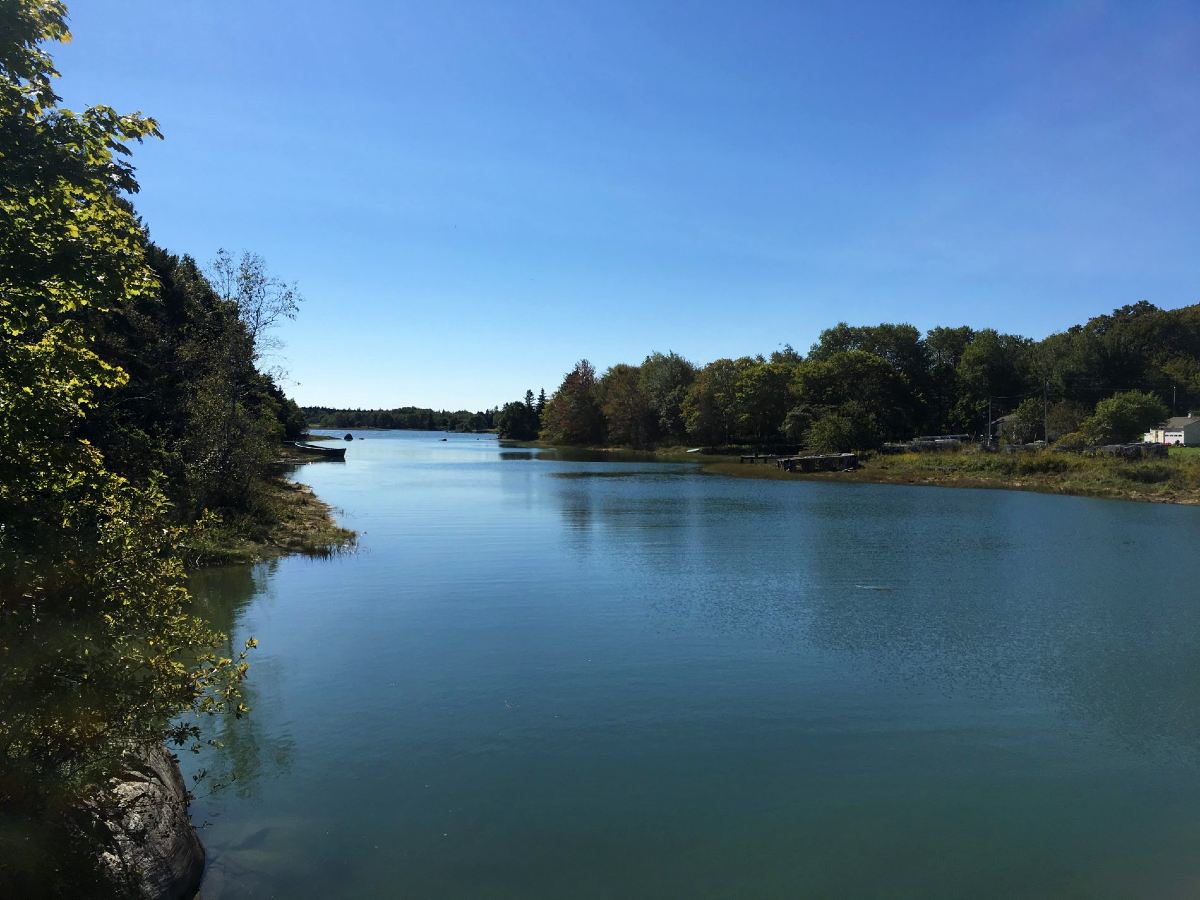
[186,430,1200,898]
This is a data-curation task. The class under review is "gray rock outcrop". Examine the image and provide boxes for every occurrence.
[82,745,205,899]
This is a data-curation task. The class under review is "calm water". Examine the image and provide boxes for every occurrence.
[186,430,1200,898]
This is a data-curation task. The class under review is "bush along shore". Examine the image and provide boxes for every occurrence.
[0,7,350,895]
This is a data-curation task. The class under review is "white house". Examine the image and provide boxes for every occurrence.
[1144,415,1200,446]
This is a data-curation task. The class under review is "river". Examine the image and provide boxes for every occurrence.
[185,429,1200,898]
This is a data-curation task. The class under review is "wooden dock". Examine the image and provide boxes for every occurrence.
[739,454,780,464]
[775,453,858,473]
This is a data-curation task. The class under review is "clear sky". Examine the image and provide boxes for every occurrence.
[55,1,1200,411]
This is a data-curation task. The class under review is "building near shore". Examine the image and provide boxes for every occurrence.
[1144,415,1200,445]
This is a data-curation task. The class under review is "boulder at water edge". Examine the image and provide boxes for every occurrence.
[82,745,205,899]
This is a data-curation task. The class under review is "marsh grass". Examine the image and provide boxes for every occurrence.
[737,447,1200,503]
[181,476,356,566]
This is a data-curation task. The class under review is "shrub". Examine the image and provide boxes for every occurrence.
[1016,453,1069,474]
[1118,463,1174,484]
[1055,431,1087,451]
[1080,390,1168,444]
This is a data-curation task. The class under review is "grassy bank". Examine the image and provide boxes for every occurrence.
[181,458,356,566]
[505,439,1200,504]
[703,446,1200,504]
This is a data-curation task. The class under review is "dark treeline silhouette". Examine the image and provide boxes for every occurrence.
[495,388,547,440]
[515,302,1200,452]
[87,244,309,519]
[305,405,497,432]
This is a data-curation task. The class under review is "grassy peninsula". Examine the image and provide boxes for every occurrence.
[508,439,1200,505]
[180,467,356,566]
[701,446,1200,504]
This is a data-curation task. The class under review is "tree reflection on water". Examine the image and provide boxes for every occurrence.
[184,563,294,800]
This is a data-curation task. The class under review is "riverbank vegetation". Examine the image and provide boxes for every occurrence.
[507,304,1200,455]
[0,5,347,892]
[703,445,1200,504]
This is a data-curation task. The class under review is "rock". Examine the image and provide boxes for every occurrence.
[83,745,205,899]
[344,433,353,441]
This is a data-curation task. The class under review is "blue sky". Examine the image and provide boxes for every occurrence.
[56,1,1200,410]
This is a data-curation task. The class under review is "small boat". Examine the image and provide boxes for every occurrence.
[293,441,347,460]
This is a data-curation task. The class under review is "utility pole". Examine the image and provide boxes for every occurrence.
[986,397,992,449]
[1044,381,1050,443]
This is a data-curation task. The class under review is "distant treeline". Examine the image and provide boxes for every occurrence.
[305,405,498,432]
[500,302,1200,452]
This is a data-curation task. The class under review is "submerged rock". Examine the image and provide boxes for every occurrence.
[82,745,205,899]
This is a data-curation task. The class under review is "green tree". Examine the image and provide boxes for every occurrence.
[1080,390,1168,444]
[638,351,696,442]
[954,329,1031,430]
[924,325,973,432]
[804,409,856,453]
[1003,397,1046,445]
[683,358,742,445]
[791,350,914,445]
[734,361,793,443]
[540,359,605,444]
[497,399,539,440]
[598,363,654,447]
[0,4,249,886]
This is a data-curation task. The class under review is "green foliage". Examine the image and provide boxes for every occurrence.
[954,329,1031,430]
[637,351,696,442]
[803,401,883,452]
[1045,400,1088,442]
[597,363,654,447]
[1118,462,1173,484]
[734,361,793,442]
[0,6,312,885]
[683,358,742,445]
[540,359,605,445]
[781,403,815,443]
[1080,390,1168,445]
[305,405,496,432]
[496,394,539,440]
[790,350,911,447]
[804,410,857,453]
[1004,397,1045,444]
[1014,453,1069,475]
[525,301,1200,452]
[1055,431,1088,451]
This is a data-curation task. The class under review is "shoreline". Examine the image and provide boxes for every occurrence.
[700,458,1200,505]
[503,440,1200,506]
[182,455,357,568]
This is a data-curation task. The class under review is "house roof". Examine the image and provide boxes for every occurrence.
[1161,416,1200,430]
